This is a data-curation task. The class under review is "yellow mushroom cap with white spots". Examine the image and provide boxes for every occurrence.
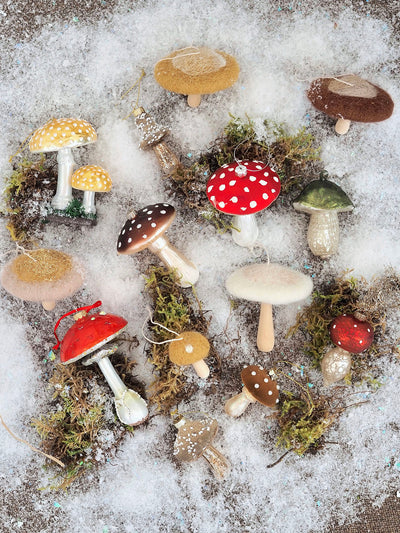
[29,118,97,153]
[71,165,112,193]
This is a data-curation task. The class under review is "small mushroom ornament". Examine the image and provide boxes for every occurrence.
[71,165,112,215]
[321,314,374,386]
[169,331,210,378]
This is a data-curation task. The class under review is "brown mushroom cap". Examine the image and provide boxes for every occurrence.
[29,118,97,153]
[117,203,175,254]
[154,46,240,96]
[168,331,210,366]
[307,75,394,123]
[72,165,112,193]
[173,417,218,462]
[241,365,280,407]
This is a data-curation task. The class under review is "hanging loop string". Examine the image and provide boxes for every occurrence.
[142,308,183,345]
[52,300,102,350]
[120,68,146,120]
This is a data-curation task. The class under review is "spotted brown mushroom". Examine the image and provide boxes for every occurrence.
[225,365,280,417]
[117,203,199,288]
[169,331,210,378]
[173,415,230,480]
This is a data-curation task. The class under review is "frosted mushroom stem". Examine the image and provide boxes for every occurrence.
[335,118,351,135]
[224,386,256,417]
[307,211,340,259]
[82,190,96,215]
[257,302,275,352]
[152,143,180,175]
[187,94,201,107]
[149,236,199,288]
[52,148,75,210]
[232,214,259,247]
[201,445,231,480]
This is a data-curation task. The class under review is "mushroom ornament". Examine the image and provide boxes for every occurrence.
[154,46,240,108]
[117,203,199,288]
[173,415,230,480]
[307,74,394,135]
[71,165,112,215]
[168,331,210,378]
[293,173,353,259]
[225,365,280,417]
[226,262,313,352]
[206,160,281,247]
[321,314,374,386]
[29,118,97,210]
[54,301,148,426]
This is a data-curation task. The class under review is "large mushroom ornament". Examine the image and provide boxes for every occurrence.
[29,118,97,209]
[293,173,353,259]
[226,262,313,352]
[307,74,394,135]
[225,365,280,418]
[117,203,199,288]
[54,302,148,426]
[154,46,240,108]
[321,314,374,386]
[71,165,112,215]
[207,160,281,247]
[168,331,210,378]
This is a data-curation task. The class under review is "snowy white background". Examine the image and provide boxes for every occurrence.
[0,1,399,532]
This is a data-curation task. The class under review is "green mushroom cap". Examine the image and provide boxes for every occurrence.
[293,176,354,214]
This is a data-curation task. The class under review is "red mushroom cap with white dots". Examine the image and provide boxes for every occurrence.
[241,364,280,407]
[117,203,175,255]
[329,314,374,354]
[206,160,281,215]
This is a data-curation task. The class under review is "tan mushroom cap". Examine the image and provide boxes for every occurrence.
[169,331,210,366]
[72,165,112,193]
[241,365,280,407]
[154,46,240,95]
[29,118,97,153]
[173,417,218,462]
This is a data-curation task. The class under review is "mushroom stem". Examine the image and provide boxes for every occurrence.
[191,359,210,379]
[232,214,259,247]
[82,190,96,215]
[224,386,256,417]
[307,211,340,259]
[153,143,180,175]
[335,118,351,135]
[257,302,274,352]
[201,445,230,480]
[42,300,56,311]
[187,94,202,107]
[52,148,75,210]
[149,236,199,288]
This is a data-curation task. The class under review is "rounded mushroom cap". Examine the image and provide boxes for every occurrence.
[169,331,210,366]
[71,165,112,193]
[1,249,83,305]
[241,365,280,407]
[207,160,281,215]
[29,118,97,153]
[307,75,394,123]
[293,177,353,214]
[226,262,313,305]
[329,314,374,354]
[154,46,239,96]
[117,203,175,255]
[173,417,218,462]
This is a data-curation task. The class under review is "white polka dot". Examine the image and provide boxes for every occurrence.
[142,234,147,239]
[219,184,226,191]
[264,171,269,177]
[251,371,256,375]
[240,207,247,211]
[271,189,276,193]
[137,224,142,229]
[229,180,236,186]
[273,176,279,182]
[268,390,272,395]
[218,201,226,208]
[332,324,336,329]
[254,384,260,389]
[219,173,226,178]
[250,201,257,208]
[160,210,166,214]
[210,174,216,180]
[207,185,213,192]
[249,176,256,181]
[259,180,267,186]
[244,187,250,192]
[256,165,262,169]
[354,324,358,328]
[262,193,269,200]
[359,340,363,344]
[128,238,132,243]
[230,196,238,203]
[264,378,269,383]
[151,223,156,227]
[338,341,341,345]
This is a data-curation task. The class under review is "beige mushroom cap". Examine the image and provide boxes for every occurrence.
[169,331,210,366]
[29,118,97,153]
[72,165,112,193]
[173,417,218,462]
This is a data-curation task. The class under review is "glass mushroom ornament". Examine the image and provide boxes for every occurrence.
[154,46,240,108]
[321,314,374,386]
[293,173,353,259]
[168,331,210,378]
[71,165,112,216]
[307,74,394,135]
[53,301,148,426]
[117,203,199,288]
[206,160,281,247]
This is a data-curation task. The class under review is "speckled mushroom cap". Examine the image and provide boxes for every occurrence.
[72,165,112,193]
[173,417,218,462]
[169,331,210,366]
[241,365,280,407]
[117,203,175,255]
[29,118,97,153]
[329,314,374,354]
[293,177,353,215]
[154,46,240,96]
[226,263,313,305]
[307,75,394,123]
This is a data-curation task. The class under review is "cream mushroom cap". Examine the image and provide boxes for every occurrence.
[72,165,112,193]
[29,118,97,153]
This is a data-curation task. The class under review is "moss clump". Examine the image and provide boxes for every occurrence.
[51,198,96,220]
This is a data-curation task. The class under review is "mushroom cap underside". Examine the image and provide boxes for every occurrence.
[241,365,280,407]
[72,165,112,192]
[173,418,218,461]
[169,331,210,366]
[29,118,97,152]
[293,178,353,213]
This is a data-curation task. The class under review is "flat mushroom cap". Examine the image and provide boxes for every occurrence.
[241,365,280,407]
[29,118,97,153]
[72,165,112,193]
[117,203,175,255]
[307,75,394,123]
[329,314,374,354]
[207,160,281,215]
[293,178,353,215]
[154,46,240,96]
[169,331,210,366]
[173,418,218,462]
[1,249,83,304]
[226,262,313,305]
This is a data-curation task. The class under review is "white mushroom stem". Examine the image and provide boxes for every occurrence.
[148,236,199,288]
[224,386,256,417]
[52,148,75,210]
[257,302,275,352]
[231,214,259,247]
[201,445,231,480]
[335,118,351,135]
[307,211,340,259]
[42,300,56,311]
[192,359,210,379]
[82,190,96,215]
[153,143,180,175]
[187,94,202,107]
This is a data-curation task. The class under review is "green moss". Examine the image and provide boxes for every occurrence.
[51,199,97,220]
